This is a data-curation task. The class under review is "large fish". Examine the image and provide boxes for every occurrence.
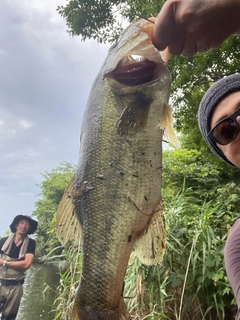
[56,18,179,320]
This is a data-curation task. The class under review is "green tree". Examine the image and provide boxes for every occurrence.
[57,0,165,43]
[32,162,76,256]
[169,36,240,150]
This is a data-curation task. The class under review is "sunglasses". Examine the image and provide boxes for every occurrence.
[208,107,240,145]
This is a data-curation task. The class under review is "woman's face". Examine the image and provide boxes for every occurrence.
[211,91,240,168]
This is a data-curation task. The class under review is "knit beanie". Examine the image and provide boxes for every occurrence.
[198,73,240,167]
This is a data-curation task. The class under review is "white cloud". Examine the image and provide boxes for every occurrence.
[19,119,35,129]
[0,0,110,235]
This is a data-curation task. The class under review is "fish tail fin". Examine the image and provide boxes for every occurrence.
[71,299,130,320]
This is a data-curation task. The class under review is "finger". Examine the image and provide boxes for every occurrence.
[181,37,197,57]
[166,27,185,56]
[195,35,223,53]
[196,44,211,53]
[152,2,175,51]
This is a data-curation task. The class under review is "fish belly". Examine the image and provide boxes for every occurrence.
[72,79,165,320]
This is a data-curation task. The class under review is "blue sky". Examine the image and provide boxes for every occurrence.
[0,0,109,235]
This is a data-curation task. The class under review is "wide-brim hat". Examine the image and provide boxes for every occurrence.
[10,215,38,234]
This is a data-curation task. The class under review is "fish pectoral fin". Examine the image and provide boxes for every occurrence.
[117,95,152,135]
[159,103,180,148]
[135,203,166,265]
[56,174,83,247]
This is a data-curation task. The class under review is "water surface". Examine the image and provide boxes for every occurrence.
[16,263,60,320]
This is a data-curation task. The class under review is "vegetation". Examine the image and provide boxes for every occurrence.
[124,184,238,320]
[26,0,240,319]
[50,244,82,320]
[57,0,165,43]
[32,162,76,257]
[37,152,240,320]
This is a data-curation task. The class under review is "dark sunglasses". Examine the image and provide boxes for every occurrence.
[208,107,240,145]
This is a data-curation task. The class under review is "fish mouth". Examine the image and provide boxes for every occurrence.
[112,56,158,86]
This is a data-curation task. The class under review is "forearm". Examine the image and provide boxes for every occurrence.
[0,255,33,271]
[224,219,240,310]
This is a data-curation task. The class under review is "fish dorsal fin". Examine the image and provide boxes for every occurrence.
[56,175,82,247]
[135,202,166,265]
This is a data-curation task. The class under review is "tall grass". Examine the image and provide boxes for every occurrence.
[46,244,82,320]
[52,186,237,319]
[124,187,236,319]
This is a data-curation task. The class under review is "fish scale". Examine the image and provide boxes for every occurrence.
[56,18,179,320]
[72,69,168,319]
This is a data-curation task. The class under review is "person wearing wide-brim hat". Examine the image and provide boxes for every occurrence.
[198,73,240,319]
[9,215,38,235]
[0,215,38,320]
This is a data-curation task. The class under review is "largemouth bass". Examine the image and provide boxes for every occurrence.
[56,18,178,320]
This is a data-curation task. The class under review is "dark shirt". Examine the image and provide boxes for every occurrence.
[0,237,36,259]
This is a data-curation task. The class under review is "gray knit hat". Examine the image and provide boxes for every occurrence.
[198,73,240,167]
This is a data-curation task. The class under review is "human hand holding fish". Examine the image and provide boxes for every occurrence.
[153,0,240,57]
[56,17,179,320]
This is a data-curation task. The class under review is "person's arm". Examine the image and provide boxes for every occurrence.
[152,0,240,57]
[0,238,36,271]
[0,237,7,251]
[0,253,34,271]
[224,218,240,316]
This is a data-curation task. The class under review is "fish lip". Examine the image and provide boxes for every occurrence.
[102,18,167,87]
[105,57,166,87]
